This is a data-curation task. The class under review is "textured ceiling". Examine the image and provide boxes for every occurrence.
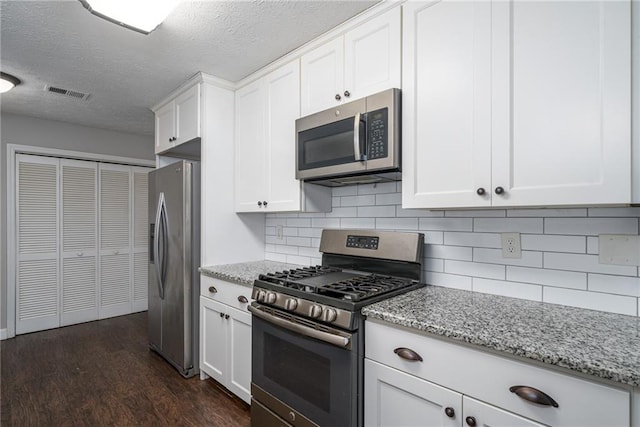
[0,0,378,136]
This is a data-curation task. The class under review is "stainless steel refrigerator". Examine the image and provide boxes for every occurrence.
[148,160,200,378]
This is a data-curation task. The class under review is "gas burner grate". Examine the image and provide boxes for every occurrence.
[259,266,341,287]
[318,275,415,301]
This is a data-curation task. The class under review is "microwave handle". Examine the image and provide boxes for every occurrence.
[353,112,365,162]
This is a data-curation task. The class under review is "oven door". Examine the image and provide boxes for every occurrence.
[296,98,366,181]
[250,303,360,427]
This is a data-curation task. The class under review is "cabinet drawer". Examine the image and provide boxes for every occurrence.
[200,276,253,311]
[365,320,630,427]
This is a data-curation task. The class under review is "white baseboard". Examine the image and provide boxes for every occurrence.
[0,329,7,340]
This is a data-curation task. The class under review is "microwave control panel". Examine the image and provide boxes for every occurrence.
[367,108,388,160]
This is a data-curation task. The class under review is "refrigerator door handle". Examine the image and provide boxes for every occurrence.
[154,192,166,299]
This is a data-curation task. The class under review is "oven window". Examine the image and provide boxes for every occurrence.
[264,333,330,412]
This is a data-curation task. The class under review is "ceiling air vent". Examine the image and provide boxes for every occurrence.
[44,85,91,101]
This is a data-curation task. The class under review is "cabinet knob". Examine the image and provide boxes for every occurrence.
[344,90,351,98]
[238,295,248,304]
[465,416,477,427]
[476,187,486,196]
[219,312,224,318]
[263,201,268,207]
[509,385,559,407]
[224,314,230,320]
[257,201,262,207]
[444,407,455,418]
[494,186,505,195]
[335,93,341,101]
[208,286,217,294]
[393,347,423,362]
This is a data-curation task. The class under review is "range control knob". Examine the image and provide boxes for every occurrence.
[323,308,338,323]
[265,292,277,304]
[309,304,323,318]
[256,290,266,302]
[285,298,299,311]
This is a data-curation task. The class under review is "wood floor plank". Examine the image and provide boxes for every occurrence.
[1,312,251,426]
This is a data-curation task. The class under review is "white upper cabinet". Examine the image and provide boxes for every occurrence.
[403,0,631,209]
[154,83,201,154]
[301,7,401,116]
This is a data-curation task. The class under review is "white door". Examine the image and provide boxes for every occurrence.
[98,163,131,319]
[60,159,98,327]
[344,7,401,101]
[235,79,268,212]
[175,84,201,145]
[226,305,252,404]
[155,101,175,154]
[364,359,462,427]
[200,297,227,385]
[265,59,302,212]
[15,155,60,334]
[132,167,150,312]
[491,0,631,206]
[300,37,344,115]
[402,0,492,209]
[463,396,545,427]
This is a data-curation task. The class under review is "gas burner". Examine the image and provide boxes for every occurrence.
[318,275,416,301]
[259,265,341,287]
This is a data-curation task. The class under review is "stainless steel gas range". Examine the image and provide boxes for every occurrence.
[249,229,425,427]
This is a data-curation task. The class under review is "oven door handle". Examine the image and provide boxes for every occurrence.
[248,305,351,349]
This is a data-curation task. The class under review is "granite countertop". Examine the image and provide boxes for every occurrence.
[362,285,640,387]
[200,260,303,287]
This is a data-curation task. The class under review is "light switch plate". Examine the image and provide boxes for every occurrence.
[599,235,640,266]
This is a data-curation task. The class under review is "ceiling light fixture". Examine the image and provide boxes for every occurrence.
[0,72,21,93]
[79,0,181,35]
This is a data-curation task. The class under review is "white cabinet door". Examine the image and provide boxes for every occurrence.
[200,296,227,385]
[235,78,268,212]
[226,305,252,404]
[301,37,344,116]
[131,168,149,313]
[60,159,98,327]
[175,83,201,145]
[15,155,60,334]
[365,358,462,427]
[402,0,492,209]
[491,0,631,207]
[265,59,302,212]
[98,164,131,319]
[155,101,175,154]
[344,7,401,101]
[463,396,545,427]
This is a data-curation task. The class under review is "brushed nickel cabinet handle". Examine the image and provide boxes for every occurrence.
[208,286,217,294]
[238,295,248,303]
[509,385,559,407]
[394,347,423,362]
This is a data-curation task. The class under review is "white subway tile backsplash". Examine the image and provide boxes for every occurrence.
[474,218,543,233]
[341,218,376,229]
[520,234,585,253]
[444,232,501,248]
[473,248,543,268]
[425,272,472,291]
[473,278,543,301]
[588,274,640,297]
[543,287,638,316]
[544,218,638,236]
[445,260,505,280]
[426,245,472,261]
[262,185,640,316]
[543,253,638,276]
[506,266,586,290]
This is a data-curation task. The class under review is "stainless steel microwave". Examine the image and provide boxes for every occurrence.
[295,88,400,186]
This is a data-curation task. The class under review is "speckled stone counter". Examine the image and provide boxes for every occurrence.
[199,260,303,287]
[362,285,640,387]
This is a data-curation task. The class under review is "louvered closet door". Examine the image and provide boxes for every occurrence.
[15,155,60,334]
[132,167,150,312]
[60,159,98,326]
[99,164,131,319]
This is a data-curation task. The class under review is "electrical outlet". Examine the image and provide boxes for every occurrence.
[501,232,521,258]
[276,225,284,240]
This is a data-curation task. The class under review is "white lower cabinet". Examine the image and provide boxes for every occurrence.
[199,277,252,404]
[365,320,631,427]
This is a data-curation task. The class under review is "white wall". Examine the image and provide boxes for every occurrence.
[265,182,640,317]
[0,113,154,330]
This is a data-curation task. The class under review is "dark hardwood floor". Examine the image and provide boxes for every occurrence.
[1,312,250,426]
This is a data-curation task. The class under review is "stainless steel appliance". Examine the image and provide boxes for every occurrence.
[249,229,424,427]
[295,88,401,186]
[148,160,200,378]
